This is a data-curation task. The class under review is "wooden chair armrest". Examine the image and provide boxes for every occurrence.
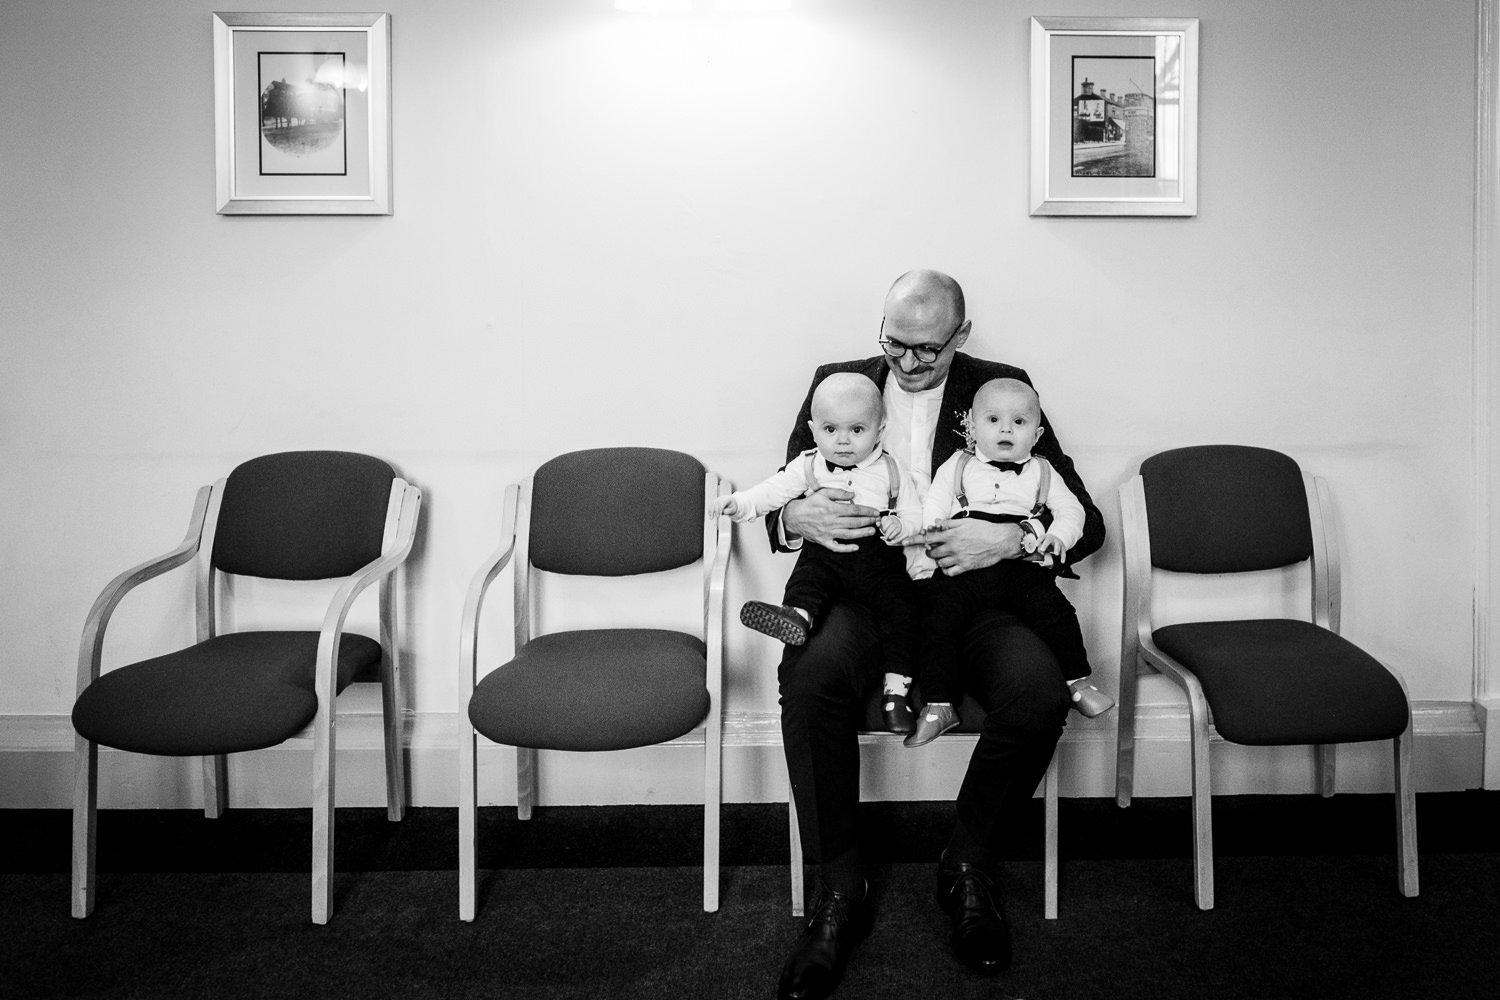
[313,484,423,701]
[705,479,733,694]
[76,485,213,696]
[1138,638,1213,721]
[459,484,520,695]
[707,484,732,623]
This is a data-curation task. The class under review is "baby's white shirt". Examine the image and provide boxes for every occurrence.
[908,452,1085,580]
[727,447,923,543]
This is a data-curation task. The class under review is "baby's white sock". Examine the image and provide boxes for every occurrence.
[883,673,911,696]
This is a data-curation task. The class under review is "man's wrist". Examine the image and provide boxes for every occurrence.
[973,519,1022,560]
[776,505,804,549]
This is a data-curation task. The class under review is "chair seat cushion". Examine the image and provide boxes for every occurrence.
[1152,619,1409,746]
[72,631,381,756]
[469,629,709,751]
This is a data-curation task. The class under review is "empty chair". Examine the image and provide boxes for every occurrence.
[1115,444,1417,909]
[458,447,731,920]
[72,451,421,923]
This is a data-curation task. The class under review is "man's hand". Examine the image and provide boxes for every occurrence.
[782,488,879,553]
[923,518,1025,575]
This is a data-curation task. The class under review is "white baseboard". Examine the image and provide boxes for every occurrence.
[1,701,1484,810]
[1477,697,1500,789]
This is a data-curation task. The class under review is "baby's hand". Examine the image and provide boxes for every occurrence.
[1035,534,1068,563]
[712,495,744,518]
[878,513,903,543]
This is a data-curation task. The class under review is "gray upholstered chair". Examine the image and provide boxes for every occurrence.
[458,447,731,920]
[1115,445,1417,909]
[786,691,1061,920]
[71,451,421,923]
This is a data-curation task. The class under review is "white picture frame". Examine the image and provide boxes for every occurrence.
[1030,17,1198,217]
[213,12,392,215]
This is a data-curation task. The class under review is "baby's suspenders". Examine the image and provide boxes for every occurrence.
[952,452,1050,516]
[802,451,901,511]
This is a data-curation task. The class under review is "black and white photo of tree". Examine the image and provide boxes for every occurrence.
[257,52,348,176]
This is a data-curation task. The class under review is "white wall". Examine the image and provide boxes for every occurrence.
[1,0,1488,805]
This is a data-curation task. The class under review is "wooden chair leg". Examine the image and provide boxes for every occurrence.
[1316,744,1337,798]
[516,747,537,821]
[310,706,336,925]
[459,721,479,921]
[380,652,406,822]
[203,754,228,818]
[788,791,805,917]
[1044,751,1059,920]
[380,576,406,822]
[1394,728,1419,897]
[71,736,97,919]
[1189,708,1214,910]
[703,710,722,913]
[1115,650,1139,807]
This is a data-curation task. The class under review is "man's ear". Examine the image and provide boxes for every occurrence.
[953,320,972,351]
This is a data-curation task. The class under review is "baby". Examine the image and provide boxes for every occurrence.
[715,372,924,732]
[905,377,1113,747]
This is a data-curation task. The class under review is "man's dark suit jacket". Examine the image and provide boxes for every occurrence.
[765,353,1105,569]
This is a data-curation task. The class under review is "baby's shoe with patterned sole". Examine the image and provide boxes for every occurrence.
[740,601,809,645]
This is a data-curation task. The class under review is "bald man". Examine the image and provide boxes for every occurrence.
[769,270,1104,999]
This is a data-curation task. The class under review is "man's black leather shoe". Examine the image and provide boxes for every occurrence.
[777,882,868,1000]
[935,855,1011,975]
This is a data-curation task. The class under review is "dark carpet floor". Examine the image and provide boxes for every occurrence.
[3,794,1498,999]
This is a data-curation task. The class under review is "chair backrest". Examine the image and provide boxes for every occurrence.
[1139,445,1313,574]
[1123,444,1338,638]
[211,451,396,580]
[527,447,706,576]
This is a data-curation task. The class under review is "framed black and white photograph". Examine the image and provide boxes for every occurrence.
[1030,17,1198,216]
[213,12,391,215]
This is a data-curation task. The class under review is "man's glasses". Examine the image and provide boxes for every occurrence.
[878,317,963,365]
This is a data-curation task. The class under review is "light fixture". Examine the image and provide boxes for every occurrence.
[714,0,791,10]
[614,0,791,12]
[614,0,693,13]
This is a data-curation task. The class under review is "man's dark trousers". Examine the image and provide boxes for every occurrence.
[778,600,1070,869]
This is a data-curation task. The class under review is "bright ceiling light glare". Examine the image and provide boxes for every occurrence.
[614,0,694,14]
[612,0,791,11]
[714,0,792,10]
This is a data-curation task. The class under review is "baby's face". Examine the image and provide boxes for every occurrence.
[971,385,1044,463]
[809,394,883,468]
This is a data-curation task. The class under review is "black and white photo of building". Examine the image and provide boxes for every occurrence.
[1071,55,1156,178]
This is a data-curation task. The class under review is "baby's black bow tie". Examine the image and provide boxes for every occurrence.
[825,460,858,473]
[987,459,1028,474]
